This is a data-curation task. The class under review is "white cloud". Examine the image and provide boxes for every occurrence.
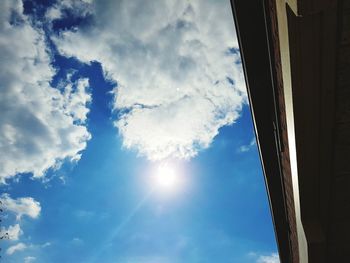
[0,0,91,182]
[46,0,93,22]
[45,6,62,21]
[238,137,256,152]
[6,242,27,255]
[1,194,41,220]
[53,0,246,161]
[24,257,36,263]
[257,253,280,263]
[1,224,22,240]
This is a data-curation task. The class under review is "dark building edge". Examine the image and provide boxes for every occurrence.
[264,1,300,262]
[230,1,298,262]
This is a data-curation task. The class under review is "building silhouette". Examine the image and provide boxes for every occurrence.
[231,0,350,262]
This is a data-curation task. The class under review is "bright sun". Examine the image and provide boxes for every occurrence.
[155,163,179,190]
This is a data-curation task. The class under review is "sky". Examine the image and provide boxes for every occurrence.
[0,0,279,262]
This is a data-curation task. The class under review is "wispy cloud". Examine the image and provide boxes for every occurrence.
[0,0,91,182]
[6,242,27,255]
[71,237,84,246]
[45,0,93,22]
[74,209,95,219]
[53,0,247,161]
[41,242,51,248]
[6,241,51,257]
[238,138,256,153]
[24,256,36,263]
[119,256,171,263]
[257,253,280,263]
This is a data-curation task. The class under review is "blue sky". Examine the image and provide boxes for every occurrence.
[0,0,279,262]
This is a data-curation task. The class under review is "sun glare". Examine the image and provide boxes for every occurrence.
[155,163,179,190]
